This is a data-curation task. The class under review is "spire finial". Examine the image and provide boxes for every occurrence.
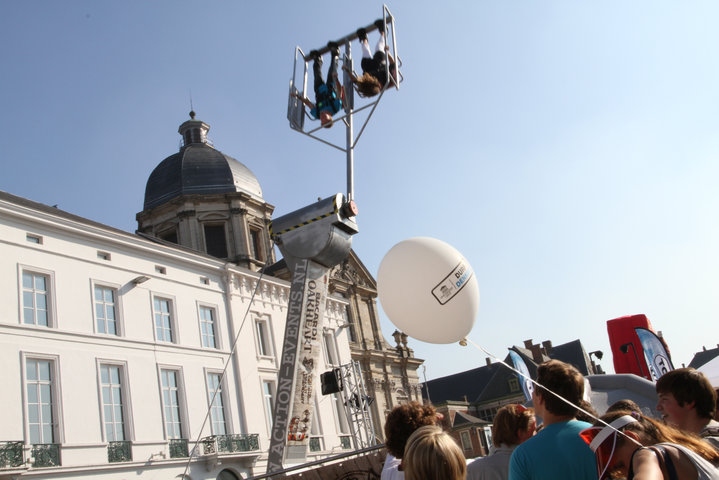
[189,110,196,119]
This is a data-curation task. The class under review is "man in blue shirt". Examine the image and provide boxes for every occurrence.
[509,360,598,480]
[293,42,343,128]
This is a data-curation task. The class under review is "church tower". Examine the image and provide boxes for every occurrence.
[136,112,275,271]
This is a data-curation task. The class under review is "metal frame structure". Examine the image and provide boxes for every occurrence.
[337,361,377,449]
[267,6,396,473]
[287,5,400,202]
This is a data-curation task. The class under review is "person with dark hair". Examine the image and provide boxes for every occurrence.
[655,368,719,449]
[467,404,535,480]
[292,42,344,128]
[403,425,466,480]
[607,399,643,416]
[581,410,719,479]
[345,20,396,98]
[382,401,441,480]
[508,360,597,480]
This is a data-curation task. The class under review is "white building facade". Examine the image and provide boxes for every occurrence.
[0,114,423,479]
[0,192,355,479]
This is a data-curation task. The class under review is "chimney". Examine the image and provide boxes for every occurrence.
[486,357,492,366]
[529,345,543,363]
[542,340,553,356]
[524,339,534,350]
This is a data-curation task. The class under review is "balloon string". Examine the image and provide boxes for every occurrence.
[462,338,642,446]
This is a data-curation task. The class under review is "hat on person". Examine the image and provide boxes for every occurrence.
[579,415,638,480]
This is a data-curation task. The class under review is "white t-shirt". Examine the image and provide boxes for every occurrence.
[381,453,404,480]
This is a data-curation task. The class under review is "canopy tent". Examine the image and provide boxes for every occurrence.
[587,374,659,418]
[698,356,719,388]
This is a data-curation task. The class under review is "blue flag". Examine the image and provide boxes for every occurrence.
[509,350,534,402]
[635,327,674,381]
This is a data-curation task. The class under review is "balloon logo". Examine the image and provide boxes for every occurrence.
[377,237,480,344]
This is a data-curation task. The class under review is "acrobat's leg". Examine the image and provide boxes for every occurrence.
[374,30,386,55]
[311,52,324,96]
[326,42,340,91]
[357,28,372,59]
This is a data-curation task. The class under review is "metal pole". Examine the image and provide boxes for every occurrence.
[422,365,431,404]
[344,42,354,202]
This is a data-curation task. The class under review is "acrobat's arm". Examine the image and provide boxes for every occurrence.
[342,65,360,84]
[291,92,314,109]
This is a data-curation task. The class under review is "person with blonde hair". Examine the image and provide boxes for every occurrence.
[467,404,536,480]
[580,410,719,479]
[403,425,466,480]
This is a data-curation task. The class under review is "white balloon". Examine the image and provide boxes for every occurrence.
[377,237,480,344]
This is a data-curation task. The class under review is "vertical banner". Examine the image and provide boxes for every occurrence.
[509,350,534,402]
[635,327,674,381]
[267,259,329,473]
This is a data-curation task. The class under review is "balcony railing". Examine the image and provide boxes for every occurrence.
[0,441,24,469]
[200,434,259,455]
[32,444,60,467]
[108,441,132,463]
[169,438,189,458]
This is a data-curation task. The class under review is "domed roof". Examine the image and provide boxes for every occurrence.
[143,114,263,211]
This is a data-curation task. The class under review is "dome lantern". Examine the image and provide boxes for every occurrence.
[178,111,210,146]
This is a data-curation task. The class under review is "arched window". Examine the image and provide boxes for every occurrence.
[217,469,240,480]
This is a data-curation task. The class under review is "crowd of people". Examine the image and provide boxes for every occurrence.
[379,362,719,480]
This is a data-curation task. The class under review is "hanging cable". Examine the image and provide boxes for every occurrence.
[462,338,642,447]
[182,261,269,478]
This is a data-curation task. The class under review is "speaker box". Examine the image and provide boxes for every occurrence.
[321,368,342,395]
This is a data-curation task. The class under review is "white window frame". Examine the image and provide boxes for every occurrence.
[205,370,230,436]
[261,379,276,435]
[322,330,340,366]
[484,426,493,448]
[197,303,220,349]
[331,392,350,435]
[91,280,123,336]
[253,315,275,359]
[157,366,188,440]
[96,360,134,443]
[18,265,56,328]
[21,352,64,445]
[151,294,178,344]
[309,395,324,452]
[460,430,472,451]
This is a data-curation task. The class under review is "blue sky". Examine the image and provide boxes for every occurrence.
[2,1,718,380]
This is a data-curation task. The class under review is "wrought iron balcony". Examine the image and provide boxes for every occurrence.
[169,438,189,458]
[0,441,24,469]
[200,434,259,455]
[32,444,60,467]
[108,441,132,463]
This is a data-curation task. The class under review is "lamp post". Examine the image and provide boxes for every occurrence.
[422,365,431,404]
[620,342,646,379]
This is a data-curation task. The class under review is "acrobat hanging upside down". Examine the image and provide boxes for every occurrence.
[346,19,397,97]
[292,42,344,128]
